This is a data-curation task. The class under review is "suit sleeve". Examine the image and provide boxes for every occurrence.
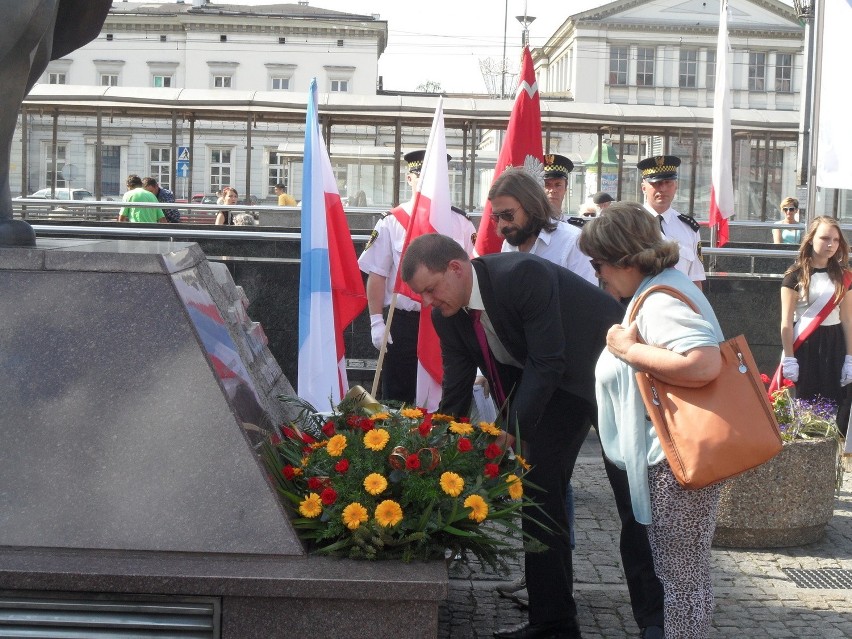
[433,310,477,418]
[500,262,567,440]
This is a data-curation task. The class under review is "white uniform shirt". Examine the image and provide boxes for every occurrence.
[643,204,706,282]
[358,209,420,312]
[501,221,597,285]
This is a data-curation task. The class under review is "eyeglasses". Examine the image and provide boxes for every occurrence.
[489,208,517,223]
[782,207,798,212]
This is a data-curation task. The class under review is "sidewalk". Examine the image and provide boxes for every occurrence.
[439,432,852,638]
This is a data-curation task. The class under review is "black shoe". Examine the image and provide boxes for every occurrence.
[493,619,581,639]
[639,625,664,639]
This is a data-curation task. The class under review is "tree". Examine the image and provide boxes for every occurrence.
[415,80,443,93]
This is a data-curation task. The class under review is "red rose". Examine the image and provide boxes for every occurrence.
[358,416,374,432]
[307,476,324,490]
[320,487,338,505]
[484,443,502,459]
[459,417,470,423]
[322,421,336,437]
[484,463,500,479]
[759,373,770,384]
[301,432,316,445]
[335,458,349,473]
[270,432,282,446]
[346,415,360,429]
[282,465,296,480]
[418,414,433,437]
[282,426,298,440]
[457,438,473,452]
[782,378,794,388]
[405,454,421,470]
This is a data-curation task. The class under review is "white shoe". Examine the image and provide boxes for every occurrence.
[496,574,526,597]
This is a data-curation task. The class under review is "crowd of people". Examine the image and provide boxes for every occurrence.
[361,150,851,639]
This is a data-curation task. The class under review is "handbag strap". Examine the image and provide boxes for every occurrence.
[627,284,701,346]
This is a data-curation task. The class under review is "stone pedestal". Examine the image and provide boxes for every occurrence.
[714,438,839,548]
[0,238,446,637]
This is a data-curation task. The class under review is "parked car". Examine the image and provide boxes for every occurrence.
[17,187,96,201]
[190,193,219,205]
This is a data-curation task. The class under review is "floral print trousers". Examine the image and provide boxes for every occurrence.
[647,461,721,639]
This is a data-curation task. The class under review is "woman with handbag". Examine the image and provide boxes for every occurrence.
[778,216,852,436]
[578,202,724,639]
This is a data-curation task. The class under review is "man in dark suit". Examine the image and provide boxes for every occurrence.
[401,233,622,639]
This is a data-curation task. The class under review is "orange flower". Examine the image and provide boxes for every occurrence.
[342,502,369,530]
[449,421,474,436]
[363,428,390,451]
[440,471,464,497]
[506,474,523,500]
[375,500,404,527]
[298,493,322,518]
[464,494,488,523]
[478,421,501,436]
[326,434,347,457]
[400,408,423,419]
[364,473,388,495]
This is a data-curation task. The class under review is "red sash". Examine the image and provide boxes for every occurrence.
[390,205,410,230]
[769,270,852,393]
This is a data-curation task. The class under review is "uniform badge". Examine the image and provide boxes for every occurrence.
[364,229,379,250]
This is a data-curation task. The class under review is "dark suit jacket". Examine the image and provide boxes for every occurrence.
[435,252,623,440]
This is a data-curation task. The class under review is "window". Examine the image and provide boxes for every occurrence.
[213,75,232,88]
[150,147,172,191]
[324,65,354,95]
[48,73,66,85]
[153,75,172,88]
[45,144,67,189]
[609,46,628,86]
[748,52,766,91]
[267,151,289,195]
[160,35,167,43]
[220,35,227,43]
[337,39,344,47]
[271,76,290,91]
[679,49,698,88]
[279,37,286,44]
[106,34,114,42]
[330,79,349,92]
[775,53,792,92]
[706,50,717,89]
[636,47,655,86]
[209,148,232,193]
[208,61,238,89]
[101,74,119,87]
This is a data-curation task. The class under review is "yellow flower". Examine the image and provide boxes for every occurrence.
[515,455,531,471]
[464,494,489,523]
[478,421,501,436]
[370,412,390,421]
[375,499,404,527]
[431,413,454,423]
[439,471,464,497]
[400,408,423,419]
[363,428,390,451]
[311,440,328,449]
[298,493,322,518]
[449,421,474,436]
[364,473,388,495]
[326,434,347,457]
[506,474,523,500]
[342,502,369,530]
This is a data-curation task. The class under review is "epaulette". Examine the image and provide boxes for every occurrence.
[677,213,701,232]
[380,210,392,219]
[451,205,470,219]
[565,216,588,228]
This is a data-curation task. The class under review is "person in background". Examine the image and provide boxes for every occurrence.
[639,155,705,289]
[402,233,625,639]
[780,216,852,436]
[274,182,296,207]
[117,174,165,223]
[142,177,179,223]
[358,149,475,405]
[215,186,239,225]
[772,196,802,245]
[580,202,724,639]
[592,191,615,213]
[543,153,573,217]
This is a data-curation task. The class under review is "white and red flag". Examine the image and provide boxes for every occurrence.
[708,0,735,247]
[817,0,852,190]
[395,98,473,410]
[475,45,543,256]
[298,78,367,409]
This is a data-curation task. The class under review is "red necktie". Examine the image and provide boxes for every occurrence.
[470,310,507,408]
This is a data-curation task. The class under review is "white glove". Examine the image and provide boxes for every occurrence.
[841,355,852,387]
[370,314,392,350]
[781,356,799,383]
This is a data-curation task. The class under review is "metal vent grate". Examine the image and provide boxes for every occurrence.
[0,591,219,638]
[782,568,852,589]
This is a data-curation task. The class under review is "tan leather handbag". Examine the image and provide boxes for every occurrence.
[629,285,783,490]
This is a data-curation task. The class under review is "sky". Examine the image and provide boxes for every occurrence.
[225,0,589,93]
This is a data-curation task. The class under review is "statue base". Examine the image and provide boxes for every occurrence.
[0,219,35,246]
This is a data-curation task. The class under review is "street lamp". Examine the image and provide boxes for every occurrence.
[794,0,815,192]
[516,13,536,48]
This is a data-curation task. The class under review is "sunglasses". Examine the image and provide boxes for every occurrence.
[782,207,798,212]
[489,208,517,223]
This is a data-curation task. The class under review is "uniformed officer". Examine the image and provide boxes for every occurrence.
[543,153,574,216]
[638,155,705,289]
[358,150,475,405]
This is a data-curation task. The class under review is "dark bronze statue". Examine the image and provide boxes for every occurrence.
[0,0,112,246]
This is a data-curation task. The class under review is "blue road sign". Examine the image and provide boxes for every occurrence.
[177,161,190,177]
[177,146,190,161]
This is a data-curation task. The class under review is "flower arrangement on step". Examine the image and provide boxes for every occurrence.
[261,388,543,564]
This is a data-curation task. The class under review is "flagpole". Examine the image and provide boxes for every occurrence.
[371,292,398,398]
[804,0,824,227]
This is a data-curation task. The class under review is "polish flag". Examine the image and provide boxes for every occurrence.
[298,78,367,409]
[708,0,735,247]
[475,45,543,256]
[395,98,474,410]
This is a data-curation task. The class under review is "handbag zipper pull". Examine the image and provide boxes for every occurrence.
[737,352,747,373]
[650,382,660,406]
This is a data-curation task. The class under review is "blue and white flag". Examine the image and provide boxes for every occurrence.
[298,78,366,410]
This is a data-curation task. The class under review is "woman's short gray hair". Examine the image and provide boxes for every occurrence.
[578,201,680,276]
